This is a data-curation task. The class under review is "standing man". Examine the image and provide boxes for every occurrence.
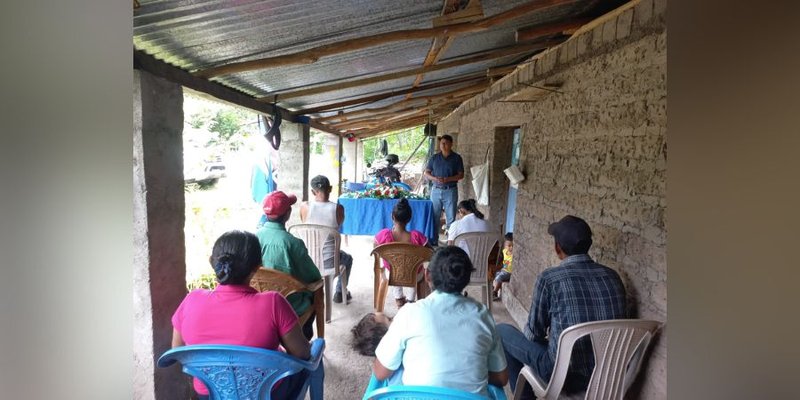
[424,134,464,245]
[256,191,323,339]
[497,215,627,398]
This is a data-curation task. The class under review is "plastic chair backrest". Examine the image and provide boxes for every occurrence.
[288,223,340,278]
[452,231,499,284]
[370,242,433,287]
[157,340,325,400]
[250,268,325,338]
[363,373,507,400]
[514,319,662,400]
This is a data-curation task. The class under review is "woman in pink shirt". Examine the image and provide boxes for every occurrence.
[374,198,429,308]
[171,230,320,399]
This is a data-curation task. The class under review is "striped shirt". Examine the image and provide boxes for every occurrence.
[524,254,627,379]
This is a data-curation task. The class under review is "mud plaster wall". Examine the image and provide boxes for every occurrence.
[133,70,192,399]
[438,0,667,398]
[277,122,310,226]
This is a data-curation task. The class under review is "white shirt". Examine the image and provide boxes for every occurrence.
[447,213,492,241]
[374,290,507,396]
[448,213,492,256]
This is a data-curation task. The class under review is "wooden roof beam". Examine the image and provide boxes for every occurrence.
[294,72,488,116]
[195,0,578,78]
[516,18,592,42]
[262,40,563,102]
[318,80,488,123]
[324,83,487,127]
[341,97,472,134]
[407,0,483,100]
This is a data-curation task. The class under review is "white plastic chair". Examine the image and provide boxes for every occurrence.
[452,231,499,310]
[288,223,345,323]
[513,319,662,400]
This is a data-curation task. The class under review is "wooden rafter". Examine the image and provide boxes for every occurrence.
[195,0,578,78]
[332,94,465,129]
[261,39,563,102]
[406,0,484,100]
[328,94,474,130]
[291,71,488,116]
[318,80,488,123]
[333,93,474,133]
[322,81,489,125]
[515,18,591,42]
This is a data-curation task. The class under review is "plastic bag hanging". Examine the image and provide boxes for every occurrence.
[471,147,490,205]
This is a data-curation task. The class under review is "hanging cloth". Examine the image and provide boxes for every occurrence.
[470,147,491,205]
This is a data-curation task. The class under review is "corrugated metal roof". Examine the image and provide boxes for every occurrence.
[134,0,626,136]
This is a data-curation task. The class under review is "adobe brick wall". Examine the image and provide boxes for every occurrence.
[438,0,666,398]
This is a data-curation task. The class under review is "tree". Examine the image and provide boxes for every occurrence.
[207,108,253,150]
[362,125,429,166]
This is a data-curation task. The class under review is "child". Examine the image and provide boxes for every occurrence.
[350,312,392,357]
[492,232,513,301]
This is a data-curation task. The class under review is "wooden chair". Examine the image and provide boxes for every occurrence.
[370,243,434,313]
[452,231,500,310]
[487,241,503,285]
[288,223,346,323]
[250,268,325,338]
[513,319,662,400]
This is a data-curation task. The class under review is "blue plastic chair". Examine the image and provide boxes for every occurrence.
[157,339,325,400]
[362,373,508,400]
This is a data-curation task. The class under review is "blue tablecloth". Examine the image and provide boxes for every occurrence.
[338,198,435,243]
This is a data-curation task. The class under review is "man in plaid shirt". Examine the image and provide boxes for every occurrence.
[497,215,627,397]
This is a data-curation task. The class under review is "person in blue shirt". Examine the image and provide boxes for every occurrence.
[372,246,508,396]
[424,134,464,245]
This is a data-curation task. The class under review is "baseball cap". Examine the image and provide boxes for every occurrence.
[310,175,331,190]
[262,191,297,219]
[547,215,593,254]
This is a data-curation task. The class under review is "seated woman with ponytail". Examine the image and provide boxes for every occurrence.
[374,198,429,308]
[371,246,508,396]
[447,199,492,247]
[171,230,322,400]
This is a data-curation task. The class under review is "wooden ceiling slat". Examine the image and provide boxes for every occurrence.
[263,40,563,102]
[407,0,483,100]
[325,81,488,125]
[515,18,591,42]
[194,0,578,78]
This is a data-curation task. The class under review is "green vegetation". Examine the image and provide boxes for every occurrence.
[361,125,429,166]
[187,273,218,291]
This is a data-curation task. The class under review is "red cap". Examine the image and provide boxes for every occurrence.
[262,191,297,219]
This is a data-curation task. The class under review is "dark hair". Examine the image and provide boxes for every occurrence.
[350,313,389,356]
[440,134,454,143]
[428,246,475,293]
[310,175,331,192]
[392,198,413,224]
[458,199,484,219]
[209,230,262,285]
[504,232,513,241]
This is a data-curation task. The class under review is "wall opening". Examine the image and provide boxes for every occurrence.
[489,126,520,234]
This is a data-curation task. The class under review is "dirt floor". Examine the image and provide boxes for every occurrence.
[313,235,518,400]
